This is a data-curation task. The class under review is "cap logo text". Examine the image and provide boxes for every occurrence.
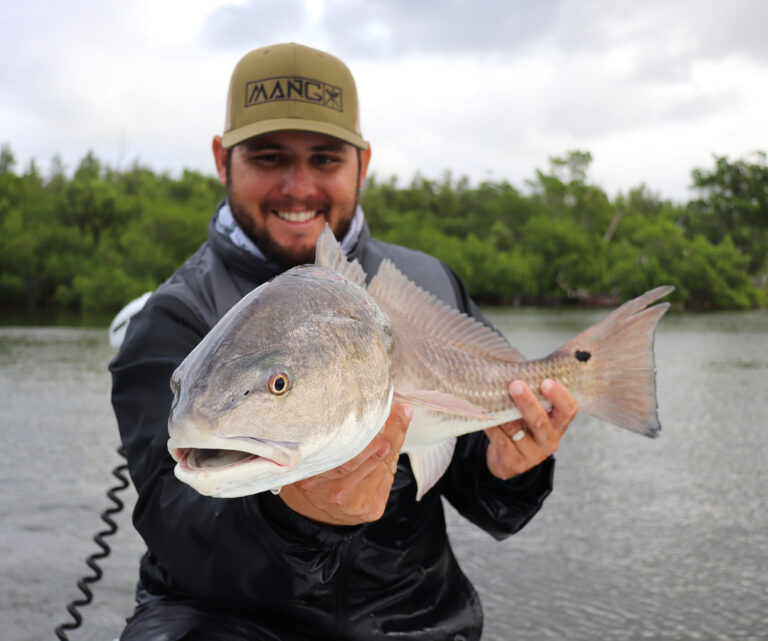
[245,76,343,112]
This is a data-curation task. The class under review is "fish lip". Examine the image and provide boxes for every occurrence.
[168,436,301,473]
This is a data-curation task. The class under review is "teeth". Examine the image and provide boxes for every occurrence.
[276,211,317,223]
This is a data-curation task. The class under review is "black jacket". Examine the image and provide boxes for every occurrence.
[110,211,555,640]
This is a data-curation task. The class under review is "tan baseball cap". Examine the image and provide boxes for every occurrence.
[221,43,366,150]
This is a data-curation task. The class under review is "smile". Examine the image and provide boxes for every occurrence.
[275,210,320,223]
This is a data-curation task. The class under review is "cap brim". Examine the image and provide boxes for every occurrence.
[222,118,367,150]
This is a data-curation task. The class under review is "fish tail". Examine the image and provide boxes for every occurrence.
[558,286,673,437]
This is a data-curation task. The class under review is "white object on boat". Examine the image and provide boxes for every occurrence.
[108,292,152,349]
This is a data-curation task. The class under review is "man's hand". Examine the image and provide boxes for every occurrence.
[279,402,412,526]
[485,379,577,480]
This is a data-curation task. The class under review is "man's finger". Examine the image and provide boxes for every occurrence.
[298,402,411,491]
[508,380,555,447]
[540,378,579,432]
[334,402,410,488]
[387,402,411,447]
[320,402,411,478]
[484,423,526,479]
[331,435,391,477]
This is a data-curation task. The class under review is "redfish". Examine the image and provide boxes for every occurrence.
[168,226,672,500]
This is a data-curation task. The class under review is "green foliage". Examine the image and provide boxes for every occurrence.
[686,152,768,276]
[0,146,223,311]
[365,149,765,309]
[0,144,765,313]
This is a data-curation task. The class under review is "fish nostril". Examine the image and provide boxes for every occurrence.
[170,382,181,411]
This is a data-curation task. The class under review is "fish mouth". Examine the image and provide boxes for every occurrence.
[169,436,301,473]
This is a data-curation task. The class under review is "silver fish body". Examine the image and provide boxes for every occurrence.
[168,227,672,500]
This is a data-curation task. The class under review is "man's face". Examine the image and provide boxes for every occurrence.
[213,130,371,268]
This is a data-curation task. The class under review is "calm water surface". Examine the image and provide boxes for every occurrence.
[1,307,766,641]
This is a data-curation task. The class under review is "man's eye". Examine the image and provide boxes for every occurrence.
[253,154,281,165]
[314,155,339,167]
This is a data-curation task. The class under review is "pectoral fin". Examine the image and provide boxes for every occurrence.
[407,438,457,501]
[393,390,488,419]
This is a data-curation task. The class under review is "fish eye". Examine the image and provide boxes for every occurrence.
[268,372,290,395]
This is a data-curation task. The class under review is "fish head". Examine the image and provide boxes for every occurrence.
[167,265,395,498]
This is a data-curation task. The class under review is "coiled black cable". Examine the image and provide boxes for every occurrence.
[54,446,130,640]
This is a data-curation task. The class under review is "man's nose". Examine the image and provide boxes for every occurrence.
[280,162,316,199]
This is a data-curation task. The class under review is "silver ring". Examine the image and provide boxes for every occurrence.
[512,429,526,442]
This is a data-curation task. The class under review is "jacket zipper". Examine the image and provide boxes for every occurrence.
[334,536,356,639]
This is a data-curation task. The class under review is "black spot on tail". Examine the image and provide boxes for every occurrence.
[575,350,592,362]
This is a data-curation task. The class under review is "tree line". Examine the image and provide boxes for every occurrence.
[1,144,766,313]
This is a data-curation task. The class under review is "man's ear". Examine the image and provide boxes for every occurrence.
[212,135,228,186]
[358,143,372,189]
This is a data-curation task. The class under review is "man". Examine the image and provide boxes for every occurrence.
[110,43,577,640]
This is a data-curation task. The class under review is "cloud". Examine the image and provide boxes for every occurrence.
[201,0,321,51]
[1,0,234,175]
[200,0,768,67]
[3,0,767,202]
[199,0,565,59]
[317,0,564,59]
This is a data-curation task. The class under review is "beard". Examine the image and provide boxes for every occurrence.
[227,195,358,269]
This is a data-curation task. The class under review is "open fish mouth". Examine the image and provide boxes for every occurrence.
[169,436,301,473]
[175,448,270,471]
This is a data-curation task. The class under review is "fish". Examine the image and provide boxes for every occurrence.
[168,225,673,500]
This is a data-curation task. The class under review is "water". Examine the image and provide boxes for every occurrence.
[0,327,143,641]
[1,308,767,640]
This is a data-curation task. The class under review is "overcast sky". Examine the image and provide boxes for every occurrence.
[3,0,767,202]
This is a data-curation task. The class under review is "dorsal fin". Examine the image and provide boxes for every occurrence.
[368,258,524,362]
[314,224,367,288]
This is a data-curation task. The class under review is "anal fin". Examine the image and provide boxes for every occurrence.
[407,438,457,501]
